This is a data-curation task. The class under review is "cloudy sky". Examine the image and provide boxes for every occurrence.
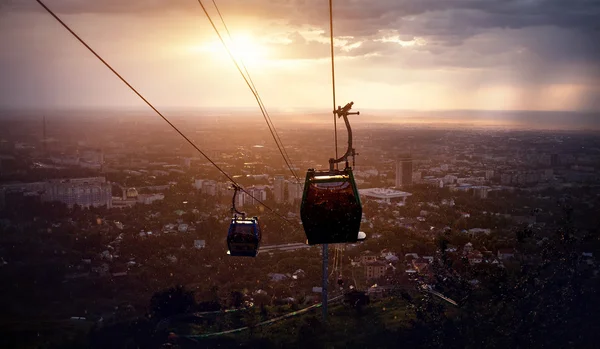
[1,0,599,111]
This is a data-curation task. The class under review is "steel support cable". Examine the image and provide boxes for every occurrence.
[34,0,296,228]
[179,295,344,338]
[329,245,338,277]
[329,0,338,167]
[210,0,299,183]
[197,0,300,182]
[339,245,343,277]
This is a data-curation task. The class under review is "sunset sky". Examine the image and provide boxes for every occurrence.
[1,0,599,111]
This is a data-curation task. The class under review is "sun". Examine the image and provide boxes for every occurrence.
[189,33,270,66]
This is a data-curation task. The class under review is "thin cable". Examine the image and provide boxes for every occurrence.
[329,0,338,168]
[339,245,343,277]
[329,245,338,277]
[211,0,298,183]
[179,295,344,338]
[34,0,296,227]
[197,0,300,182]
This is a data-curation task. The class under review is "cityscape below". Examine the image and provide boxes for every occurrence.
[0,109,599,348]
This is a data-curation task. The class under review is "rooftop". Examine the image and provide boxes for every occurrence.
[359,188,412,199]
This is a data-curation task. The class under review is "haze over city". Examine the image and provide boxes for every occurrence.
[1,1,599,348]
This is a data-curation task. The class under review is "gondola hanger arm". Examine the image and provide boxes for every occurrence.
[329,101,359,171]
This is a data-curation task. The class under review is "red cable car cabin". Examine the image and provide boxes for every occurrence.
[300,168,362,245]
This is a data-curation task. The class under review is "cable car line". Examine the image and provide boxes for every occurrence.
[329,0,339,165]
[227,184,262,257]
[176,295,344,339]
[210,0,299,182]
[33,0,296,228]
[299,0,363,246]
[197,0,300,182]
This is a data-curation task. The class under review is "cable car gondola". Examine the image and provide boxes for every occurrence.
[227,184,261,257]
[300,102,364,245]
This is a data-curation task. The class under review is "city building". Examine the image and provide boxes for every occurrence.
[273,175,285,203]
[234,186,267,207]
[395,156,413,188]
[247,186,267,206]
[202,180,217,196]
[359,188,412,204]
[124,187,138,200]
[42,177,112,208]
[472,186,490,199]
[443,175,458,185]
[137,193,164,205]
[287,181,304,204]
[364,260,387,279]
[235,189,245,208]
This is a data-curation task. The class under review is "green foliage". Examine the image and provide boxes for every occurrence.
[150,285,196,319]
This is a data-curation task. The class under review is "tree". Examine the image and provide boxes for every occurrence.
[230,290,244,308]
[150,285,196,319]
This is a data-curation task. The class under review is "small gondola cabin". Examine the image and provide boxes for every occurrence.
[227,216,261,257]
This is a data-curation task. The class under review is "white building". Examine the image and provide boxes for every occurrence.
[359,188,412,204]
[42,177,112,208]
[273,175,285,203]
[235,186,268,207]
[202,180,217,196]
[443,175,458,185]
[137,193,164,205]
[287,181,304,204]
[194,240,206,249]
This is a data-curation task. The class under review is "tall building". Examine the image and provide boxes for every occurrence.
[395,156,413,188]
[202,180,217,196]
[273,175,285,203]
[287,181,304,204]
[235,190,245,208]
[245,186,267,206]
[42,177,112,208]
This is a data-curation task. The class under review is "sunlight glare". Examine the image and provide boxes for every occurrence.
[189,33,270,66]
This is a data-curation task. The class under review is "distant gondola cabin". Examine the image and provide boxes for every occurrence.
[227,217,261,257]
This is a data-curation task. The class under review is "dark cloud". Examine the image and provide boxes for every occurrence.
[2,0,599,110]
[0,0,194,14]
[6,1,599,48]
